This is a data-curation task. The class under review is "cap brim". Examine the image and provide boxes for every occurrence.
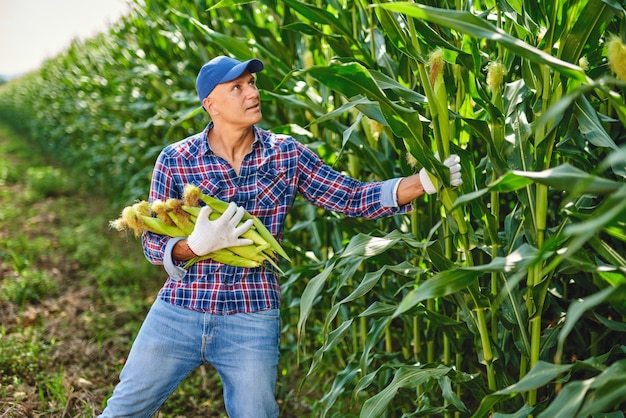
[218,58,264,84]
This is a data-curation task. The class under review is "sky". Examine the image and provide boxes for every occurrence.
[0,0,131,78]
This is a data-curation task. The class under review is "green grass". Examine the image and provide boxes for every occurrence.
[0,328,51,386]
[0,124,45,183]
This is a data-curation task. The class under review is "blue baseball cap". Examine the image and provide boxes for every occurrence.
[195,56,264,104]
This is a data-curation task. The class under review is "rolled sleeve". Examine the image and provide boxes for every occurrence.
[163,237,187,281]
[381,178,402,208]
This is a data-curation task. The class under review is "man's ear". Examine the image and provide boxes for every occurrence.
[203,96,219,116]
[202,97,211,113]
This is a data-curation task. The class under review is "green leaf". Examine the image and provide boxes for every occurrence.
[462,117,510,175]
[360,365,452,417]
[375,5,465,62]
[559,0,615,64]
[594,312,626,332]
[207,0,255,11]
[297,260,336,342]
[310,96,374,126]
[535,380,589,418]
[455,164,623,210]
[556,285,626,361]
[596,270,626,287]
[473,361,573,418]
[512,164,622,195]
[395,244,539,317]
[533,82,595,135]
[283,0,352,38]
[370,70,428,104]
[301,63,388,105]
[340,231,406,258]
[563,187,626,257]
[394,269,481,317]
[187,17,254,58]
[492,404,535,418]
[454,171,534,211]
[282,22,325,36]
[319,362,361,417]
[375,3,587,81]
[359,302,399,318]
[301,62,428,152]
[538,359,626,418]
[488,171,535,193]
[577,359,626,416]
[322,319,354,354]
[339,267,387,304]
[359,317,392,374]
[440,376,471,414]
[575,96,620,150]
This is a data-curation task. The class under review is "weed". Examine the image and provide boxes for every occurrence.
[37,370,68,413]
[0,329,52,386]
[157,365,227,417]
[25,166,75,200]
[0,269,58,306]
[0,124,45,184]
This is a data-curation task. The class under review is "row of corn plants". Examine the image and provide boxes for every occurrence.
[1,0,625,416]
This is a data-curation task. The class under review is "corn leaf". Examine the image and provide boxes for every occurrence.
[556,285,626,362]
[394,244,540,317]
[376,3,587,82]
[360,365,452,418]
[473,361,573,418]
[297,260,336,342]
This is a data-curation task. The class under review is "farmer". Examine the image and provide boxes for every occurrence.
[99,56,462,417]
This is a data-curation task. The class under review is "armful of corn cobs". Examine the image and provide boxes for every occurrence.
[109,184,290,272]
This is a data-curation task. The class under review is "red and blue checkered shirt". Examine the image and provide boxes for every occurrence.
[142,123,412,314]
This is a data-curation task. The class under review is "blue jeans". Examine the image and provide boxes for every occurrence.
[99,298,280,417]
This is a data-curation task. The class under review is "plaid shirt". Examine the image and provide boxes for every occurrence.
[142,123,412,314]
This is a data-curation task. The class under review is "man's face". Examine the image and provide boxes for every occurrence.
[204,70,262,126]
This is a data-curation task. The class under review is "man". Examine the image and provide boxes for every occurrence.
[100,56,462,417]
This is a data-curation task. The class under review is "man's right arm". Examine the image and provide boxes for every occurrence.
[172,239,196,261]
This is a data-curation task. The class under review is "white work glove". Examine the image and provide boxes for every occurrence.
[419,153,462,195]
[186,202,254,256]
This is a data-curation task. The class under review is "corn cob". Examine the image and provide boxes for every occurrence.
[110,187,290,271]
[184,248,263,269]
[110,201,186,237]
[180,203,285,273]
[183,184,291,261]
[139,214,186,237]
[182,205,272,252]
[164,198,195,236]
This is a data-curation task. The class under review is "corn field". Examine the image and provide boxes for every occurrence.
[1,0,626,416]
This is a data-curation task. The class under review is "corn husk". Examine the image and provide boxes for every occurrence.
[110,185,290,272]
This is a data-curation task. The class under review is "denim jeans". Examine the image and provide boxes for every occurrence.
[99,298,280,418]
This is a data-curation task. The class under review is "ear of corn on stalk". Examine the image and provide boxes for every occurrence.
[109,185,290,272]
